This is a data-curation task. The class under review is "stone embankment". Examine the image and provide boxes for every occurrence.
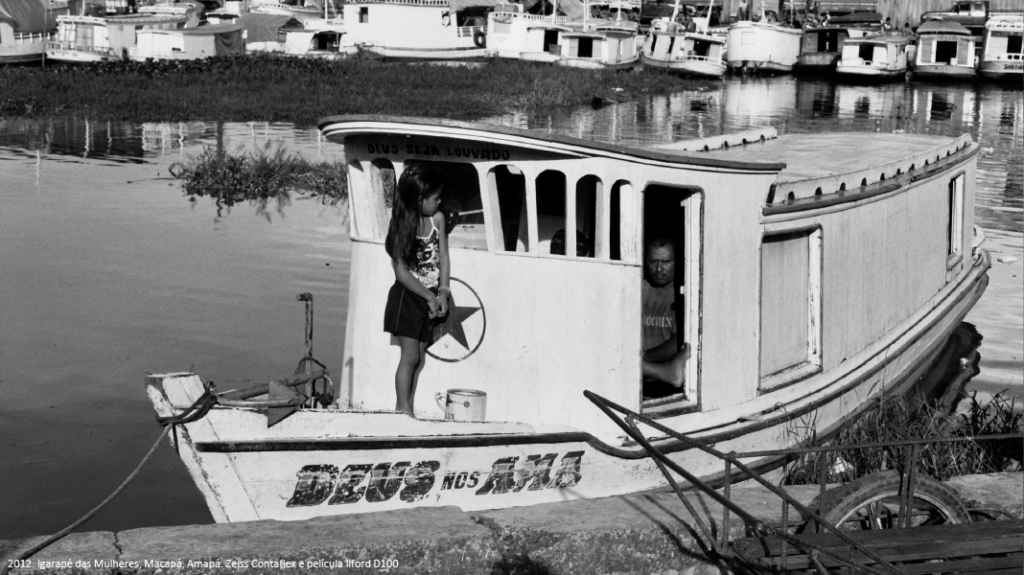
[2,473,1020,575]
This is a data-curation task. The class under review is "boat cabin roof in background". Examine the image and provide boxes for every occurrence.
[826,11,882,25]
[917,20,973,35]
[237,13,303,41]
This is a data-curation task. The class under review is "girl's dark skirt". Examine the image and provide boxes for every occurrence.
[383,282,436,343]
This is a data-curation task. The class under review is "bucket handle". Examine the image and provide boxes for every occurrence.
[435,392,448,412]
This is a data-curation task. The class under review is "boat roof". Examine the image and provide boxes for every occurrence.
[699,133,964,184]
[319,115,785,173]
[986,14,1023,30]
[917,20,972,35]
[845,31,912,44]
[826,11,882,24]
[150,22,243,35]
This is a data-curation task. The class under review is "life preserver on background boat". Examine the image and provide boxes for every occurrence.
[474,29,487,48]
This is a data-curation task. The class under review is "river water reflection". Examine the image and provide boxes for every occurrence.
[0,76,1020,538]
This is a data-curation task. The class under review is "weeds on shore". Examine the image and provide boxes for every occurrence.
[173,145,346,213]
[0,55,705,125]
[783,392,1023,485]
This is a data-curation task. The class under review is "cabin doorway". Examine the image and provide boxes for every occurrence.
[641,185,700,414]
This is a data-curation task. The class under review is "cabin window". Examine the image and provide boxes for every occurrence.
[1008,35,1023,54]
[570,175,599,258]
[609,181,628,261]
[935,40,958,64]
[536,170,567,255]
[577,37,594,58]
[359,7,369,22]
[858,43,873,61]
[543,30,559,54]
[817,30,840,52]
[759,228,822,391]
[405,160,488,251]
[947,174,964,264]
[692,39,712,57]
[489,165,529,252]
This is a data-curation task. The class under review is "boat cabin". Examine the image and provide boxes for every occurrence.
[321,116,979,440]
[914,20,977,77]
[980,14,1023,80]
[341,0,496,56]
[836,32,913,76]
[48,10,192,62]
[132,22,244,60]
[796,12,881,69]
[486,3,573,60]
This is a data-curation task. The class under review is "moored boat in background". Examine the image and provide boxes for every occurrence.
[912,20,977,80]
[131,22,245,60]
[978,14,1022,81]
[46,3,198,63]
[795,11,882,72]
[146,114,990,523]
[341,0,496,61]
[835,31,914,79]
[641,2,726,77]
[726,17,802,72]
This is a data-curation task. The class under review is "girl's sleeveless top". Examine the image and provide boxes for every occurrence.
[411,218,440,289]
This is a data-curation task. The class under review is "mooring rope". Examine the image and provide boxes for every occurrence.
[0,426,171,575]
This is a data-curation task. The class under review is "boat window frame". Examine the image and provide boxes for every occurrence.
[757,225,823,394]
[946,170,965,270]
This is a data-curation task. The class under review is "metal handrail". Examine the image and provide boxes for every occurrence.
[585,390,905,575]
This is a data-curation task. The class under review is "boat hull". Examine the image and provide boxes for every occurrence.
[555,55,638,70]
[912,64,977,79]
[795,51,838,71]
[146,250,989,523]
[726,21,802,73]
[978,60,1024,81]
[44,47,112,63]
[357,44,489,61]
[641,55,726,77]
[835,62,907,79]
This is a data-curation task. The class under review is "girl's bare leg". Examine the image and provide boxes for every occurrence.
[395,336,421,415]
[409,340,430,407]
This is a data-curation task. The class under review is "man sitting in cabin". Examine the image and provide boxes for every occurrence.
[642,237,689,391]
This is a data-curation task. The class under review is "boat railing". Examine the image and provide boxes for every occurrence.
[585,389,1024,574]
[764,134,974,213]
[14,32,54,45]
[494,11,570,22]
[46,41,112,54]
[456,25,485,38]
[353,0,449,6]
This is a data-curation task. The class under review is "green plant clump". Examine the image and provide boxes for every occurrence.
[173,145,346,211]
[784,392,1024,485]
[0,56,706,125]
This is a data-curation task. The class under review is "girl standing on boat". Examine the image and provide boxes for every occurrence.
[383,163,451,416]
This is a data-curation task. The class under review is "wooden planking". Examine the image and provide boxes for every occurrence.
[733,519,1024,563]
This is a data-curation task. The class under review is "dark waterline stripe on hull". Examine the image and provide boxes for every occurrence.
[195,431,594,453]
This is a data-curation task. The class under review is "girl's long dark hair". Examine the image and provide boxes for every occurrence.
[385,163,444,268]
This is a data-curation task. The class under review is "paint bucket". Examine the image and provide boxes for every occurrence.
[434,389,487,421]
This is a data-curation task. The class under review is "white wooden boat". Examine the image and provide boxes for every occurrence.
[794,11,881,72]
[978,14,1023,82]
[341,0,496,61]
[0,0,59,65]
[640,5,726,77]
[726,19,802,72]
[131,23,245,61]
[835,32,914,79]
[47,4,197,63]
[486,1,639,69]
[912,20,977,80]
[250,0,324,23]
[283,17,353,58]
[146,115,990,523]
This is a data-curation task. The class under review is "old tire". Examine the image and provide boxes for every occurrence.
[473,30,486,48]
[812,471,971,531]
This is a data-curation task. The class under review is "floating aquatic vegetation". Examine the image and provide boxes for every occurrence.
[172,144,346,216]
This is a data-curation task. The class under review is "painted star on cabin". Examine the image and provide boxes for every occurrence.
[431,299,480,350]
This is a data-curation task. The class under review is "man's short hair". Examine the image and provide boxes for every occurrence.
[646,237,674,253]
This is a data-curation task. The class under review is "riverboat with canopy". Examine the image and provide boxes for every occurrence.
[0,0,61,65]
[912,20,977,80]
[978,14,1023,82]
[146,116,989,523]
